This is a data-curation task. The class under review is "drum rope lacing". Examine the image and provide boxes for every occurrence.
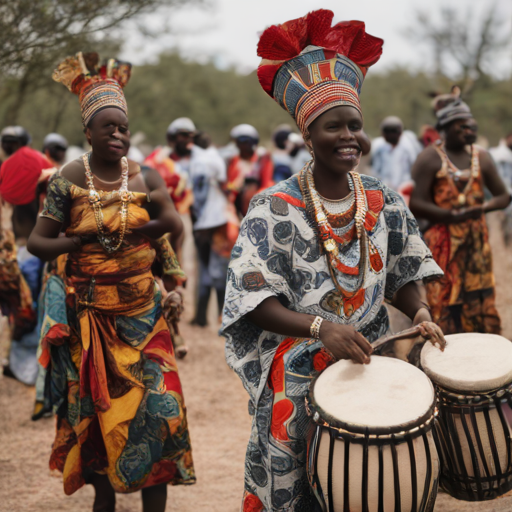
[435,382,512,407]
[305,399,439,442]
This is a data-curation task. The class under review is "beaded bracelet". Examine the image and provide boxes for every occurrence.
[310,316,324,340]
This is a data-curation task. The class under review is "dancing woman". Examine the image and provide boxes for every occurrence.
[220,10,445,511]
[27,53,195,512]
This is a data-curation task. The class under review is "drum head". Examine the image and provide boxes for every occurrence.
[421,333,512,392]
[310,355,435,434]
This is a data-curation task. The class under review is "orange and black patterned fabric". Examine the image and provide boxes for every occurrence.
[424,146,501,334]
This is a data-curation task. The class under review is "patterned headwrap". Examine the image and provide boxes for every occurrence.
[52,52,131,127]
[257,10,383,139]
[432,86,473,130]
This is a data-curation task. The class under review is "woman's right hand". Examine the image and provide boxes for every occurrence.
[319,321,373,364]
[450,205,483,223]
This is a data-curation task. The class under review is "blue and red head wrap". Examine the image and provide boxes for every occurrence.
[257,10,383,138]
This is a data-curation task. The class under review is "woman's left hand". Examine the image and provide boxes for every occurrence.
[162,274,178,293]
[413,308,446,351]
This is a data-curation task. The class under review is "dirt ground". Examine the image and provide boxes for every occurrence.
[1,213,512,512]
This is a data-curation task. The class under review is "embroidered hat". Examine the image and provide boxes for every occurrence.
[257,10,383,138]
[52,52,131,127]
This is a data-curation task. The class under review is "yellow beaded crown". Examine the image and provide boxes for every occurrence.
[53,52,131,126]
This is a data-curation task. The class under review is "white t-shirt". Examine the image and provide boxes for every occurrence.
[371,131,422,191]
[189,145,228,230]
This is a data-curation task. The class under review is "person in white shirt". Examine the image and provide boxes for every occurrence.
[190,132,231,327]
[371,116,422,191]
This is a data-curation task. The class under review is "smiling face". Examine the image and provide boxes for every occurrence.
[308,106,369,176]
[85,108,130,162]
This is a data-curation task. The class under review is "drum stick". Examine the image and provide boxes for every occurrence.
[371,325,423,350]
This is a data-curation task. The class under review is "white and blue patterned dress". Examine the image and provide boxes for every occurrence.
[220,172,442,511]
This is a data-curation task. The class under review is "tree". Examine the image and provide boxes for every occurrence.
[0,0,201,124]
[405,3,512,97]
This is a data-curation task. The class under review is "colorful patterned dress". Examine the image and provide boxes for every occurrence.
[424,145,501,334]
[0,197,35,339]
[220,172,442,511]
[38,171,195,495]
[144,148,193,214]
[227,153,274,217]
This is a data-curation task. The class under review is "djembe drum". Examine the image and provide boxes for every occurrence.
[421,333,512,501]
[307,356,440,512]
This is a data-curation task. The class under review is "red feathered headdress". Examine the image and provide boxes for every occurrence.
[257,10,383,136]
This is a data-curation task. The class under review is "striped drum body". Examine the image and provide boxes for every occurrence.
[307,356,439,511]
[422,333,512,501]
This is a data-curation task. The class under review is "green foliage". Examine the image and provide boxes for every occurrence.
[126,53,291,146]
[0,0,200,124]
[2,52,512,150]
[361,67,436,137]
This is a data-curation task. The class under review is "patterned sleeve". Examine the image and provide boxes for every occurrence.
[154,236,186,284]
[40,174,72,224]
[220,194,297,335]
[383,187,443,299]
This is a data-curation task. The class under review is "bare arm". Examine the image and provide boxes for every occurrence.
[392,280,428,320]
[134,167,184,240]
[410,148,452,223]
[245,296,372,364]
[27,217,79,261]
[392,280,445,347]
[480,150,511,213]
[410,147,484,224]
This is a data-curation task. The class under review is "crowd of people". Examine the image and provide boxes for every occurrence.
[1,8,512,512]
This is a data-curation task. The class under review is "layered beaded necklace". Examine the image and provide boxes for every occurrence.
[435,142,479,206]
[82,152,131,253]
[317,191,354,216]
[301,162,369,284]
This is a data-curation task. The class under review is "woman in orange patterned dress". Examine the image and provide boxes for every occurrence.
[27,53,194,512]
[410,91,510,334]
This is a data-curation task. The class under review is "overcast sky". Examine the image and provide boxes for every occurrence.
[121,0,512,76]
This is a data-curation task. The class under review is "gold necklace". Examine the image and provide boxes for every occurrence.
[82,152,131,253]
[437,143,479,206]
[300,163,369,282]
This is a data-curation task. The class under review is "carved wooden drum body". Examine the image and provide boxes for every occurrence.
[307,356,440,512]
[422,333,512,501]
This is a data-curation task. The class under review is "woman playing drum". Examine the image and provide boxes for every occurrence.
[220,9,446,512]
